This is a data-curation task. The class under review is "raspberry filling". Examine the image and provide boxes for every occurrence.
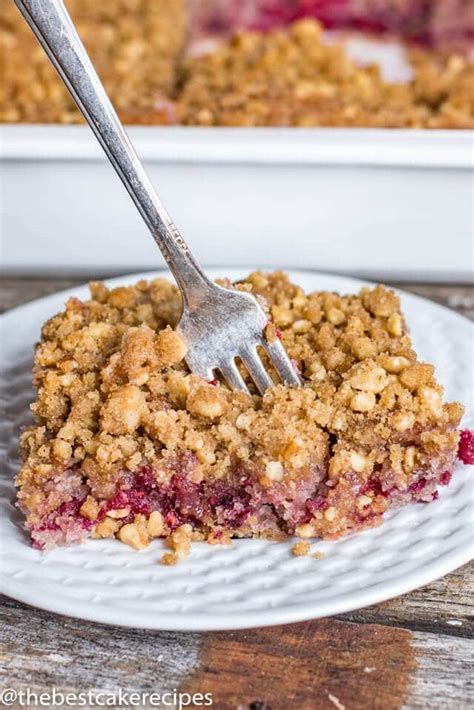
[35,499,94,535]
[30,455,460,550]
[458,429,474,465]
[198,0,473,47]
[245,0,429,39]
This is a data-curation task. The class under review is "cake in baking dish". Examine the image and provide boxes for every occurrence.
[1,1,473,127]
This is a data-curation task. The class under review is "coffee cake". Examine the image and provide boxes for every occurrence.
[16,272,472,563]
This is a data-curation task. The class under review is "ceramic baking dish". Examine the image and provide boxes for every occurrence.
[1,125,472,280]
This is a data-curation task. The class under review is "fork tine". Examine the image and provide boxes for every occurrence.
[178,286,300,395]
[261,338,300,386]
[219,360,250,394]
[241,348,274,395]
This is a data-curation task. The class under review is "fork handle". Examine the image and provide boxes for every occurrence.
[14,0,213,303]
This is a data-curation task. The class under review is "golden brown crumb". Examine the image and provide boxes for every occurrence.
[164,524,193,561]
[79,495,99,521]
[91,517,120,539]
[207,530,233,545]
[177,20,474,129]
[147,510,164,538]
[106,508,130,519]
[187,382,228,419]
[156,327,188,365]
[2,9,472,129]
[0,0,186,124]
[117,514,150,550]
[295,523,316,539]
[292,540,311,557]
[160,552,178,566]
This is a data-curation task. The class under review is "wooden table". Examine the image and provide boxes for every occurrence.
[1,276,473,710]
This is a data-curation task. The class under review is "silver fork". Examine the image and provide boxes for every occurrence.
[15,0,300,394]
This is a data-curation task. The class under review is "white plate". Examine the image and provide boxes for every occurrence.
[1,269,473,630]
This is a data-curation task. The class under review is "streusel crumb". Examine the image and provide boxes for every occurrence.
[16,271,467,557]
[1,0,186,124]
[177,20,474,128]
[292,540,311,556]
[2,9,472,128]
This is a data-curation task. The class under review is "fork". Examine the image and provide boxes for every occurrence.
[15,0,301,394]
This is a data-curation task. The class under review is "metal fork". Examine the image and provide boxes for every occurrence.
[15,0,300,394]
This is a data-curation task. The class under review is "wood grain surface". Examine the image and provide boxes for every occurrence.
[1,276,473,710]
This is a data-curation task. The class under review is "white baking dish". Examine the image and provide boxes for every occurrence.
[1,125,472,280]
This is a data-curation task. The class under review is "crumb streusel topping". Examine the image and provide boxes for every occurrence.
[177,20,474,128]
[17,272,465,559]
[2,6,473,128]
[0,0,186,124]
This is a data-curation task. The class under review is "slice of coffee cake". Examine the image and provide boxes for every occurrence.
[16,272,469,563]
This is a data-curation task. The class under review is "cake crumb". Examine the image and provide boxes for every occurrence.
[292,540,311,557]
[165,524,192,561]
[207,530,233,545]
[160,552,178,566]
[312,551,325,560]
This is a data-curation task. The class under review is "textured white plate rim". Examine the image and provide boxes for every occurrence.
[1,527,472,631]
[1,268,473,631]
